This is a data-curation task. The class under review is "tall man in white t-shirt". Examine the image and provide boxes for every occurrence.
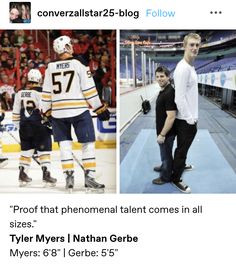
[172,33,201,193]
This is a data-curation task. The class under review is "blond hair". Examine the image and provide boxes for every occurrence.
[183,33,201,47]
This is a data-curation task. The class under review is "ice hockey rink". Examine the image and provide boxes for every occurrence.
[0,111,116,194]
[0,148,116,194]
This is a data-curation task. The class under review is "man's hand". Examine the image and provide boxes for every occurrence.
[94,104,110,121]
[157,134,165,144]
[186,118,195,125]
[41,115,52,131]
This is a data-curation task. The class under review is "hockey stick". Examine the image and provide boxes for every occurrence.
[72,152,86,173]
[91,112,116,119]
[56,140,85,173]
[3,128,40,166]
[72,152,103,179]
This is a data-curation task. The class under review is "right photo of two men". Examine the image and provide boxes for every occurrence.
[120,30,236,193]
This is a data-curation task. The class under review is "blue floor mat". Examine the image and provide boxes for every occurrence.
[120,129,236,193]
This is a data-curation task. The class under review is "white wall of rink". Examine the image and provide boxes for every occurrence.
[120,83,158,130]
[198,70,236,91]
[2,109,116,151]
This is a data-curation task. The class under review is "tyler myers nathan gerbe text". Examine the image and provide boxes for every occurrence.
[10,234,139,244]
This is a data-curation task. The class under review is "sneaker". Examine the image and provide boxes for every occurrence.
[172,180,191,193]
[184,164,194,171]
[152,177,167,185]
[153,165,162,172]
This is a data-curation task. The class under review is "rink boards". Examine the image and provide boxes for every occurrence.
[1,110,116,152]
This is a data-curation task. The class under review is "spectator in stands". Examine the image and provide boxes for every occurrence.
[1,91,13,110]
[20,53,28,69]
[25,43,39,61]
[20,76,27,90]
[102,80,112,106]
[101,50,109,65]
[13,30,27,47]
[172,33,201,193]
[89,54,99,73]
[5,58,16,81]
[0,74,15,102]
[1,37,12,48]
[0,50,9,68]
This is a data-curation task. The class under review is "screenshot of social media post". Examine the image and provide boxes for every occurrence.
[1,1,236,266]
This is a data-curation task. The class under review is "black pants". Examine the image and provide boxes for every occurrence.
[20,121,52,151]
[172,119,197,182]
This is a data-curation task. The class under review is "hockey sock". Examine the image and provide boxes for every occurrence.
[59,140,74,177]
[0,138,2,158]
[82,142,96,178]
[38,151,51,171]
[0,132,3,158]
[19,149,34,173]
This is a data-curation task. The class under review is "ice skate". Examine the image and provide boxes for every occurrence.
[0,157,8,168]
[65,170,74,193]
[19,166,32,187]
[85,170,105,193]
[42,167,57,187]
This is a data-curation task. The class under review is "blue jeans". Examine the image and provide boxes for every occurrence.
[158,135,175,182]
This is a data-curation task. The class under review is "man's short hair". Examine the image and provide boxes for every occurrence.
[155,66,170,77]
[183,33,201,47]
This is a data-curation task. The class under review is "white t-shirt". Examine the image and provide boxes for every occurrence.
[173,59,198,124]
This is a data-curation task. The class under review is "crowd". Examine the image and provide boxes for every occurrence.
[0,30,116,111]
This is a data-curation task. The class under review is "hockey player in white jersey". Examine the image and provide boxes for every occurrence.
[0,103,8,168]
[41,35,110,192]
[12,69,57,186]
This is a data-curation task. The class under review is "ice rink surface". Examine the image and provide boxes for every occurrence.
[0,149,116,194]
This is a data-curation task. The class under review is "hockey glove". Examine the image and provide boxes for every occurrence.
[41,115,53,133]
[94,104,110,121]
[0,113,5,122]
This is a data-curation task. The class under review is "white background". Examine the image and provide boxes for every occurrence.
[1,194,236,266]
[1,0,236,265]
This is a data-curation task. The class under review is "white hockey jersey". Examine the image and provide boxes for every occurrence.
[12,87,42,124]
[41,57,102,118]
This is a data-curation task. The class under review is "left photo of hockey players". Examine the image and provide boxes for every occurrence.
[0,30,116,193]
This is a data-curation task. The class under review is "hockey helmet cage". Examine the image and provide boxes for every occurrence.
[53,36,72,54]
[27,69,42,83]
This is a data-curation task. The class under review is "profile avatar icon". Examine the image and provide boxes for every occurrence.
[9,2,31,23]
